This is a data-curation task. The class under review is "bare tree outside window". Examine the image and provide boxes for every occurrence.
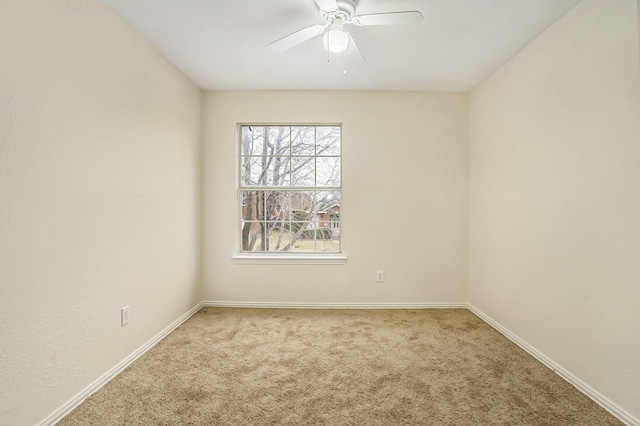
[239,125,341,253]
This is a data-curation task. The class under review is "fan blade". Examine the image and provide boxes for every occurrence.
[315,0,338,12]
[344,33,365,63]
[270,24,325,52]
[351,11,423,26]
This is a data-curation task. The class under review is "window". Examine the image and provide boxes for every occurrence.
[238,125,341,256]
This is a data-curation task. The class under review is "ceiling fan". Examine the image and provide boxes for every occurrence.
[269,0,423,62]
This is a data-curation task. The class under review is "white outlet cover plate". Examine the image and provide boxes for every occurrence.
[121,306,130,326]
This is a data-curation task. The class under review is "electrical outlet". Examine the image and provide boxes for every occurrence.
[376,270,385,282]
[121,305,130,326]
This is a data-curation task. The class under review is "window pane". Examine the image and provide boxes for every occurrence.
[289,222,309,251]
[291,126,315,156]
[241,157,266,186]
[269,192,292,220]
[266,158,290,187]
[241,126,265,156]
[241,191,261,220]
[267,228,292,252]
[240,221,263,252]
[320,241,340,253]
[316,157,340,187]
[316,191,340,249]
[316,126,340,156]
[291,157,315,186]
[263,192,280,221]
[290,191,314,212]
[266,126,290,156]
[291,228,315,252]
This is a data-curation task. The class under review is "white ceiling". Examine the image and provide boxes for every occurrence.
[102,0,582,92]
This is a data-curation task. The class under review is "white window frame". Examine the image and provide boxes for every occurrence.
[233,124,346,265]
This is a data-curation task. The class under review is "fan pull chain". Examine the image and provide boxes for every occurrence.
[343,51,347,74]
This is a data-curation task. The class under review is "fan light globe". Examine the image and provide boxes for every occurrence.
[323,29,350,53]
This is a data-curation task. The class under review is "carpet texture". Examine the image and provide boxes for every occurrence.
[59,308,622,425]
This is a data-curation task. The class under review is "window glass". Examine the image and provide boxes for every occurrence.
[239,125,341,254]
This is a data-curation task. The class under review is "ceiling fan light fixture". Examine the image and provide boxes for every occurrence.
[270,0,421,63]
[323,28,350,53]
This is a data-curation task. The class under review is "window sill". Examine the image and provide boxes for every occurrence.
[232,254,347,265]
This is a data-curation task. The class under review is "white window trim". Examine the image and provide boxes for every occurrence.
[232,253,347,265]
[236,124,344,261]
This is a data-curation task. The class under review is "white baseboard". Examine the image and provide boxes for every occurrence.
[202,300,468,309]
[39,301,204,426]
[467,304,639,426]
[39,301,638,426]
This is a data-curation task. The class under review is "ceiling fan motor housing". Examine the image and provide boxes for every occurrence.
[320,0,357,23]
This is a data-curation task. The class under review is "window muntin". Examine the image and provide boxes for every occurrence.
[239,125,341,254]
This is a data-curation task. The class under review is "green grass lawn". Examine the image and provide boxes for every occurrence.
[251,230,339,253]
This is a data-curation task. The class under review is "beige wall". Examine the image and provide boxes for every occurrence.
[469,0,640,420]
[202,91,469,305]
[0,1,202,424]
[3,0,639,424]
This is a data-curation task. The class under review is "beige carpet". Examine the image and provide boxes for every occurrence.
[59,308,621,425]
